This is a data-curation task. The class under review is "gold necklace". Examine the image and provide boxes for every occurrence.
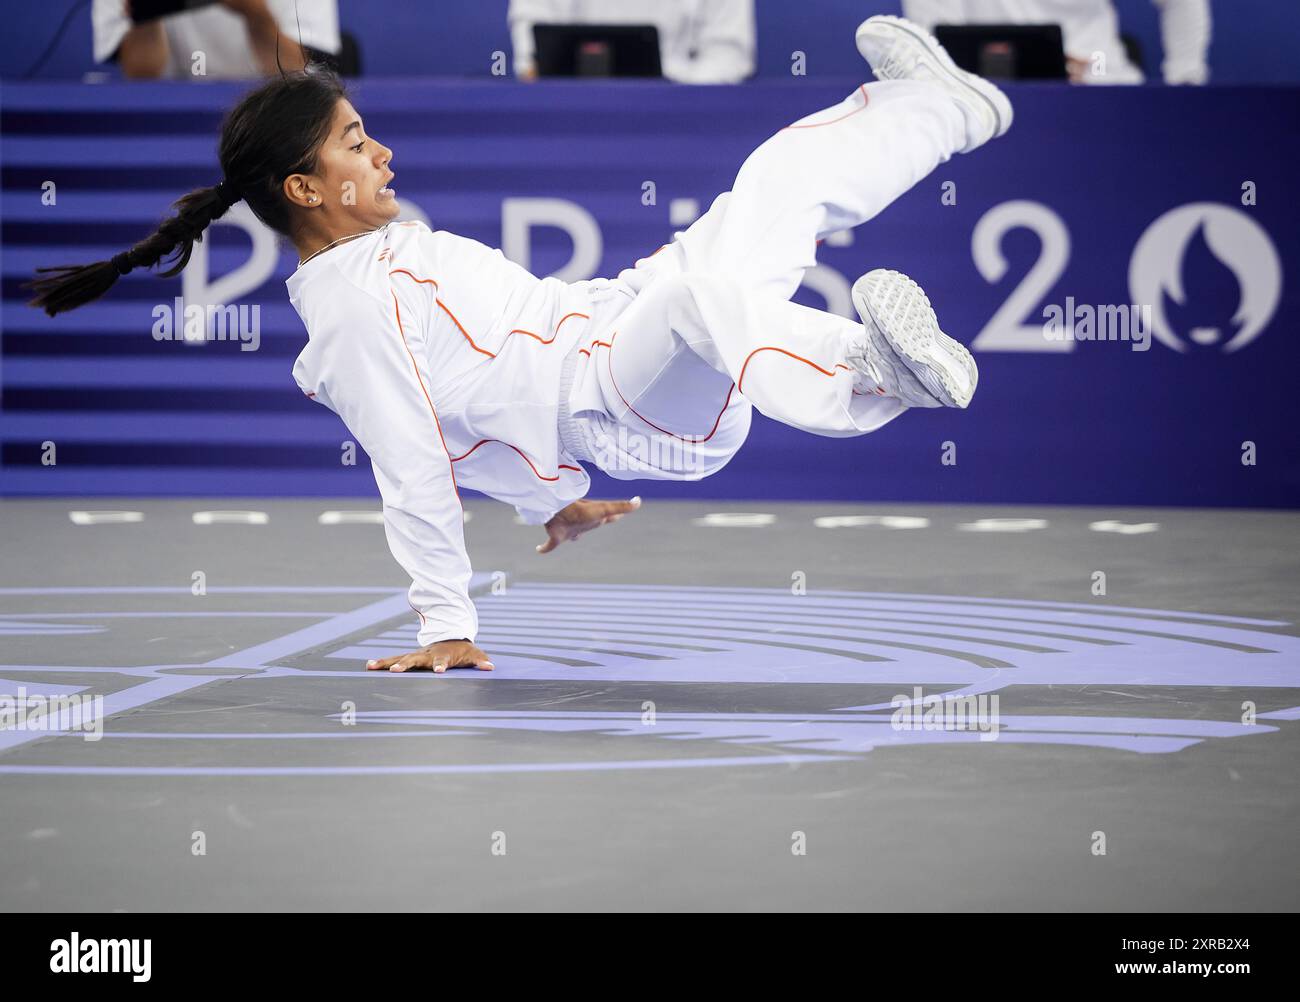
[296,228,379,269]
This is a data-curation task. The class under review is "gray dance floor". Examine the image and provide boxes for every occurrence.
[1,498,1297,911]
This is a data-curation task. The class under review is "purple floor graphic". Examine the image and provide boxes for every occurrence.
[2,582,1297,774]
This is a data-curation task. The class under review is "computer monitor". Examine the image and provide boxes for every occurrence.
[533,24,663,78]
[130,0,221,24]
[933,24,1067,80]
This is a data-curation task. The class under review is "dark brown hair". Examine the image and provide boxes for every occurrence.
[27,66,347,317]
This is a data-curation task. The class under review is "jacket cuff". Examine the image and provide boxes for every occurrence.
[515,505,556,526]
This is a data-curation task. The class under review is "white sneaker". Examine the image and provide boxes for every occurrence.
[855,14,1013,153]
[850,269,978,409]
[846,303,941,409]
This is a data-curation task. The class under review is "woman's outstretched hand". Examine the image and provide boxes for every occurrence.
[366,639,494,674]
[536,496,642,554]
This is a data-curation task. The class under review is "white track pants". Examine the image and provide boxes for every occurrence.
[571,79,971,481]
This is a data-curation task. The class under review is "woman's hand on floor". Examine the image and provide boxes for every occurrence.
[536,497,642,554]
[366,639,494,674]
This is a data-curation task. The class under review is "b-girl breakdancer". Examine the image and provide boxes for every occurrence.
[29,16,1011,674]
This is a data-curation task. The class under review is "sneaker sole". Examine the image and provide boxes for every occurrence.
[854,270,978,409]
[856,14,1012,144]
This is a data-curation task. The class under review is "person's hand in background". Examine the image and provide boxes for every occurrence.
[219,0,306,74]
[118,1,169,78]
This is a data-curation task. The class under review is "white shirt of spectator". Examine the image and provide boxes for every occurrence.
[901,0,1211,85]
[508,0,755,84]
[93,0,341,80]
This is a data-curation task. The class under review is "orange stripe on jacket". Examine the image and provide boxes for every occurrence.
[505,312,590,346]
[449,438,584,483]
[390,290,463,507]
[390,269,588,357]
[578,338,613,358]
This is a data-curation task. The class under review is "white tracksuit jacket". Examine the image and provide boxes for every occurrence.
[287,220,621,647]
